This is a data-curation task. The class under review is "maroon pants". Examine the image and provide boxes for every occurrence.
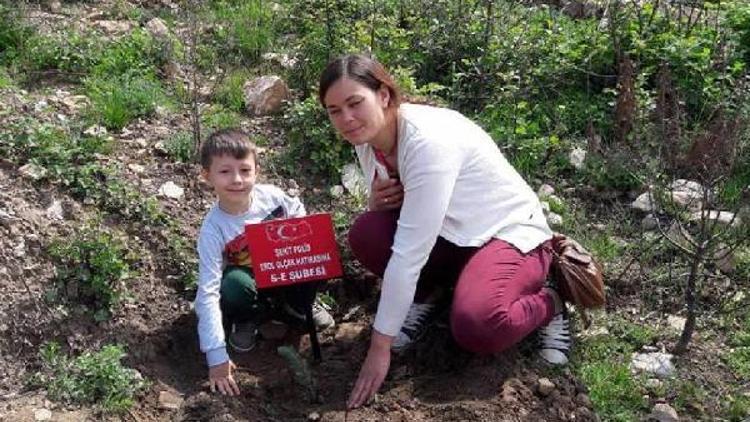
[348,210,555,354]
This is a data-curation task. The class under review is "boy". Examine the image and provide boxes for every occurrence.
[195,129,334,396]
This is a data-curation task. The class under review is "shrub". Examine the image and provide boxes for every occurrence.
[35,342,147,413]
[164,131,195,163]
[92,29,167,77]
[85,71,168,130]
[203,0,276,67]
[280,95,353,180]
[21,29,102,75]
[48,226,132,319]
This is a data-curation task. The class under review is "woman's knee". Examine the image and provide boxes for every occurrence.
[450,304,516,354]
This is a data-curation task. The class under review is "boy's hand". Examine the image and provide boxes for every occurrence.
[209,360,240,396]
[369,177,403,211]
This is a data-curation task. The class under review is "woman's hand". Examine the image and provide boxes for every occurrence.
[209,360,241,396]
[348,330,393,409]
[369,177,404,211]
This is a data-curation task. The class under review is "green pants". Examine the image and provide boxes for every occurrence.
[219,266,317,326]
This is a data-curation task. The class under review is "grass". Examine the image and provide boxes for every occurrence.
[35,342,147,413]
[164,131,195,163]
[85,71,168,130]
[0,66,11,88]
[215,69,251,113]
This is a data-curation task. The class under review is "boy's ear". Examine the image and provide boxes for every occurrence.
[200,168,210,183]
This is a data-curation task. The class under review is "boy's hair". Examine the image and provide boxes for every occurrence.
[200,129,258,169]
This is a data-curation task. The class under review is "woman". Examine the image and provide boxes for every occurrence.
[319,54,570,409]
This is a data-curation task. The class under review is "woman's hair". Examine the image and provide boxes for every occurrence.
[200,128,258,169]
[318,54,401,109]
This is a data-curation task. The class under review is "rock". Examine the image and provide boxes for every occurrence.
[569,146,586,169]
[641,214,659,231]
[145,18,170,40]
[307,412,321,421]
[645,378,663,389]
[95,20,133,34]
[666,222,695,250]
[689,210,740,226]
[84,125,107,137]
[158,390,183,410]
[649,403,679,422]
[334,322,366,342]
[243,75,290,116]
[259,320,288,340]
[714,243,735,274]
[537,183,555,198]
[341,163,367,197]
[34,100,48,112]
[59,94,88,112]
[34,408,52,421]
[329,185,344,198]
[666,315,686,332]
[630,352,675,378]
[537,377,555,396]
[128,163,146,174]
[47,0,62,13]
[19,163,48,180]
[158,181,184,199]
[153,141,169,155]
[45,199,64,221]
[262,52,298,69]
[631,192,656,212]
[669,179,706,212]
[547,212,563,227]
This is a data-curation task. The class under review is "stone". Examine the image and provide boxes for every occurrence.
[262,52,298,69]
[34,100,48,112]
[641,214,659,231]
[537,183,555,198]
[666,315,686,332]
[649,403,679,422]
[145,18,170,40]
[547,212,563,227]
[34,409,52,421]
[575,392,592,407]
[537,377,555,396]
[243,75,290,116]
[45,199,64,221]
[158,181,184,199]
[666,222,695,250]
[569,146,586,169]
[307,412,321,421]
[329,185,344,198]
[714,243,735,274]
[95,20,133,34]
[19,163,48,181]
[341,163,367,197]
[334,322,366,342]
[84,125,107,137]
[158,390,183,410]
[630,352,675,378]
[128,163,146,174]
[631,192,656,212]
[669,179,706,212]
[689,210,740,226]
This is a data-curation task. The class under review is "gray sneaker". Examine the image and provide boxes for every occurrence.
[228,320,258,352]
[282,298,335,330]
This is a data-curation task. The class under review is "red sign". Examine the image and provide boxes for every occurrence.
[245,214,343,289]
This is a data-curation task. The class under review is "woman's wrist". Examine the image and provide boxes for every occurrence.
[370,329,394,351]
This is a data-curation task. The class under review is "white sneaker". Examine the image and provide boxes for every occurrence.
[392,302,435,353]
[538,312,571,365]
[282,298,335,330]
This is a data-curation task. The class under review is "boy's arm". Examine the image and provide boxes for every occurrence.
[195,229,230,367]
[276,186,306,218]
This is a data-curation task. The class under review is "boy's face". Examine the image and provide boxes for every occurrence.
[202,153,258,214]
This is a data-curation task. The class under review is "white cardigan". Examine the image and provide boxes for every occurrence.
[355,104,552,337]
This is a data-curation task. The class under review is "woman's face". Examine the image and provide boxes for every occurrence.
[323,77,391,146]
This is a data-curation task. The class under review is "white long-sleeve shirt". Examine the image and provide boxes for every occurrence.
[195,184,305,367]
[355,104,553,337]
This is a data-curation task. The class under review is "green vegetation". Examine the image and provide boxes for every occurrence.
[280,95,353,179]
[215,69,251,113]
[35,342,147,413]
[48,225,133,319]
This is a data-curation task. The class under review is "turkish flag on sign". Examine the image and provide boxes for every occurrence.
[245,213,343,289]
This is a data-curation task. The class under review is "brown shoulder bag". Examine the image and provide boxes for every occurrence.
[549,233,606,309]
